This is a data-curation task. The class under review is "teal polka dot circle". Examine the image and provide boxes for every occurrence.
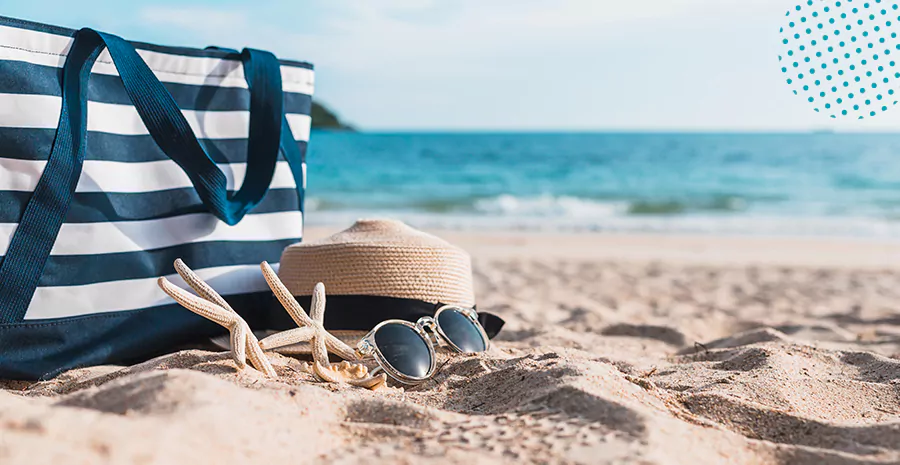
[780,0,900,119]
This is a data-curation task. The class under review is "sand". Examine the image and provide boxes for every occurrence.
[3,230,900,464]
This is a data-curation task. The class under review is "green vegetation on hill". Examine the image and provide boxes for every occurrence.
[311,101,354,130]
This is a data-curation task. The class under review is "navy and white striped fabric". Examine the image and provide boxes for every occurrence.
[0,16,312,379]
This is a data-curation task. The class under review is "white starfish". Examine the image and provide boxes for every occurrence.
[157,259,277,378]
[258,262,386,390]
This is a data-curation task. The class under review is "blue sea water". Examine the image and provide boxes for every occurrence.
[304,132,900,238]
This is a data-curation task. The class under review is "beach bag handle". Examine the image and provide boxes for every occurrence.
[0,28,301,324]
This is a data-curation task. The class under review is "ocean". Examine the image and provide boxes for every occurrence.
[304,132,900,238]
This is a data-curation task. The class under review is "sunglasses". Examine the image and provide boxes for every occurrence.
[354,304,491,385]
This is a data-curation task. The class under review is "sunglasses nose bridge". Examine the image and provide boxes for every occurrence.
[416,316,437,332]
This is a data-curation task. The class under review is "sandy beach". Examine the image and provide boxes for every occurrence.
[3,229,900,464]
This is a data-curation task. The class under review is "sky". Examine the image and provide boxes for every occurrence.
[3,0,900,132]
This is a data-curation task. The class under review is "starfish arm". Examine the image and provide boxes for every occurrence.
[310,283,326,323]
[313,362,386,390]
[324,334,360,361]
[312,361,342,383]
[260,261,314,327]
[258,327,316,351]
[311,328,331,369]
[335,361,365,376]
[244,330,277,378]
[158,277,235,327]
[173,259,236,314]
[230,322,248,369]
[348,374,387,390]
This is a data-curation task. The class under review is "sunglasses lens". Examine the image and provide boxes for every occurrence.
[437,308,487,353]
[374,323,433,379]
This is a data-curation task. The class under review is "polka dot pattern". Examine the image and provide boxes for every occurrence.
[780,0,900,119]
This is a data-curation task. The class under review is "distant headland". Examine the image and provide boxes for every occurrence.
[311,101,354,131]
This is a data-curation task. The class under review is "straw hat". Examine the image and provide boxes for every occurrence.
[277,219,475,307]
[211,219,501,355]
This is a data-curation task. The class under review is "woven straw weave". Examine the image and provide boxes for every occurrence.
[279,219,475,307]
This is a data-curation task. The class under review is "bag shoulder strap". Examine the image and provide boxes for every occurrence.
[206,46,306,213]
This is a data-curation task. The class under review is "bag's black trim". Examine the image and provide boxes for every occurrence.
[0,291,274,381]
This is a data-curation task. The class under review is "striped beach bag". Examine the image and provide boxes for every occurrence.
[0,16,313,380]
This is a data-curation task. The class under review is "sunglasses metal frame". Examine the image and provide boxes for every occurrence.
[421,305,492,354]
[355,305,491,385]
[356,319,437,385]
